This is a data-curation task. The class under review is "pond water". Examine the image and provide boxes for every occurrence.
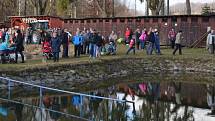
[0,74,215,121]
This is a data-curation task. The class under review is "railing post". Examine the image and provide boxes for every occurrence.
[39,87,43,121]
[8,80,11,100]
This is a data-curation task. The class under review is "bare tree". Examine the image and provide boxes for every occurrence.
[186,0,191,15]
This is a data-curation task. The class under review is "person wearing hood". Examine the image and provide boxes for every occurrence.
[72,32,83,58]
[14,29,25,63]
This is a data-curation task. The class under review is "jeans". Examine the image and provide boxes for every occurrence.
[89,44,97,58]
[147,42,155,55]
[126,47,135,55]
[74,44,81,57]
[155,40,161,54]
[170,38,175,49]
[62,44,69,58]
[83,42,89,54]
[140,41,145,49]
[173,44,182,55]
[53,52,59,62]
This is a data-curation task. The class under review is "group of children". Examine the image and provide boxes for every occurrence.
[125,27,162,55]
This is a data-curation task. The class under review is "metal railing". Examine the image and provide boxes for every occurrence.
[0,76,135,120]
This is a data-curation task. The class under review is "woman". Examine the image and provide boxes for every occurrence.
[15,29,25,63]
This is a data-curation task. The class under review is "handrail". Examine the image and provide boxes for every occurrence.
[0,77,134,104]
[191,31,209,48]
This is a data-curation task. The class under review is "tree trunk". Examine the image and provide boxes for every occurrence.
[186,0,191,15]
[146,0,149,16]
[151,9,157,16]
[167,0,169,15]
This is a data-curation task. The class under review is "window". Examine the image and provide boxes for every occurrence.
[171,17,177,22]
[162,18,168,22]
[181,17,188,22]
[105,19,110,22]
[87,20,90,23]
[153,18,158,23]
[144,18,150,22]
[112,19,117,22]
[128,19,132,22]
[81,20,84,23]
[202,17,209,22]
[99,19,103,22]
[75,20,79,23]
[191,17,198,22]
[136,18,141,22]
[120,19,125,23]
[92,19,96,23]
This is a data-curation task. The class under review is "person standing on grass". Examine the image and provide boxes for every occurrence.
[146,28,156,55]
[139,28,147,50]
[51,31,61,62]
[173,30,183,55]
[135,28,141,50]
[61,29,69,58]
[126,35,136,55]
[72,32,83,58]
[89,30,98,59]
[15,29,25,63]
[168,28,176,49]
[206,30,215,54]
[154,29,161,55]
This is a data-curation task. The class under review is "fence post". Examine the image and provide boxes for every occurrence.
[39,87,43,121]
[8,80,11,100]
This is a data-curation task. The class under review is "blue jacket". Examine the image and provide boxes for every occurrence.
[0,33,10,51]
[51,37,61,53]
[72,35,83,45]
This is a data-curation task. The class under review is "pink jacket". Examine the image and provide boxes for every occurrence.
[139,33,147,42]
[129,39,135,48]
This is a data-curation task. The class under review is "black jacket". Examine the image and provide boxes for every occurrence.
[15,34,24,52]
[61,32,68,44]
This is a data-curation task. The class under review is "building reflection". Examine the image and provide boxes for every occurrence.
[0,81,215,121]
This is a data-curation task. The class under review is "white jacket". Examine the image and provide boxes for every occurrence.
[207,33,214,45]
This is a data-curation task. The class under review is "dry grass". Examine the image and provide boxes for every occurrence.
[0,44,214,72]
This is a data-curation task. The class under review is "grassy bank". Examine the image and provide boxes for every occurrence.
[0,44,214,73]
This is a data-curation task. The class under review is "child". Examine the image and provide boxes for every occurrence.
[126,35,135,55]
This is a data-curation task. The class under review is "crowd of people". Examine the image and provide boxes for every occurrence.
[0,25,214,64]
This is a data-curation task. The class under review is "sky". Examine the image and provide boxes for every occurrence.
[122,0,215,14]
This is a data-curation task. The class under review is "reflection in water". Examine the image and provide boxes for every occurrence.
[0,80,215,121]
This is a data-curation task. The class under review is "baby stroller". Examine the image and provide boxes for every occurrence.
[0,47,16,64]
[42,41,53,60]
[107,41,116,55]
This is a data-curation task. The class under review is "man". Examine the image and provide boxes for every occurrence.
[72,32,83,58]
[15,29,25,63]
[154,29,161,55]
[147,28,156,55]
[173,30,183,55]
[89,30,98,59]
[206,30,215,54]
[61,29,69,58]
[168,28,176,49]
